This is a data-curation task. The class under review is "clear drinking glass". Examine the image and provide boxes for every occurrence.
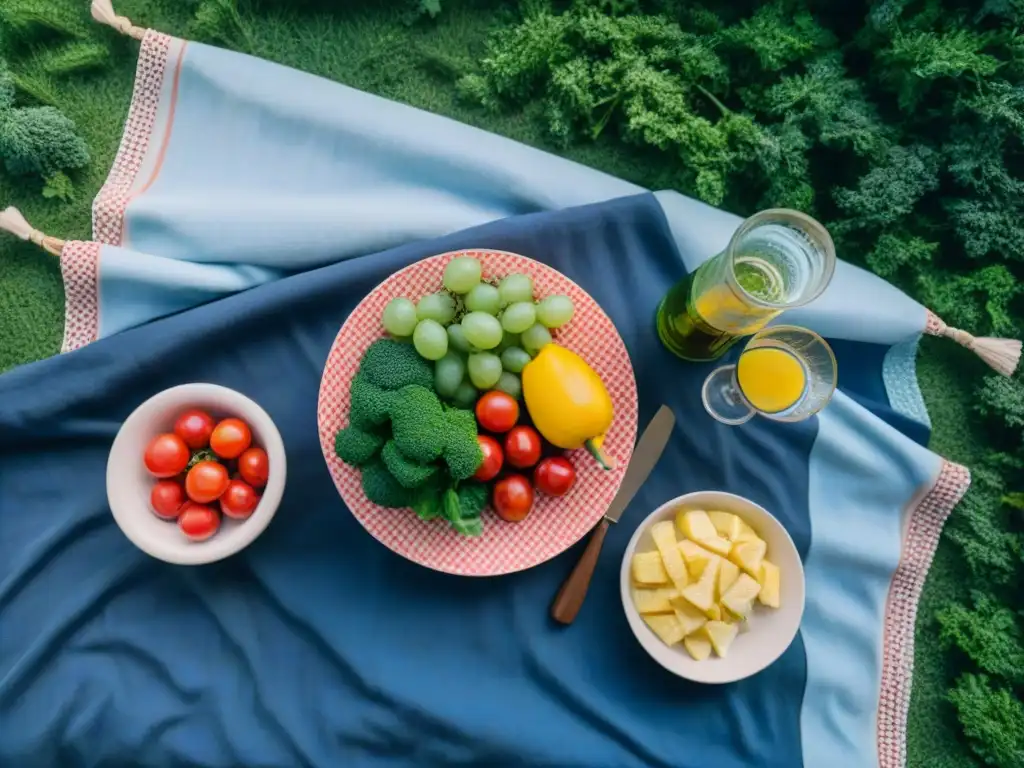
[656,209,837,361]
[701,325,838,426]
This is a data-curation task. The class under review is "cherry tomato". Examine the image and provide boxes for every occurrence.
[493,474,534,522]
[178,502,221,542]
[173,409,216,449]
[210,418,252,459]
[237,447,270,488]
[504,425,542,469]
[144,433,191,478]
[533,456,577,496]
[475,391,519,433]
[220,479,260,520]
[473,435,503,482]
[150,479,186,519]
[185,460,230,503]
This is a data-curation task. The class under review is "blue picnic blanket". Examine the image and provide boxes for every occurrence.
[0,31,968,768]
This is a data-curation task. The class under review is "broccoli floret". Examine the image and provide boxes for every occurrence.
[0,63,14,112]
[349,374,394,430]
[359,338,433,391]
[388,385,447,463]
[457,482,489,519]
[361,459,418,509]
[442,407,483,480]
[0,106,90,178]
[334,425,385,466]
[381,439,439,489]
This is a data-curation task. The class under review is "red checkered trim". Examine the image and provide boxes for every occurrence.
[60,241,102,353]
[92,30,173,246]
[317,250,639,576]
[877,460,970,768]
[923,309,946,337]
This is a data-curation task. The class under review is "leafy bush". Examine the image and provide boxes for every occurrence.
[459,0,1024,763]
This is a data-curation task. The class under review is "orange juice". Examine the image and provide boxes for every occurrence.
[736,347,807,413]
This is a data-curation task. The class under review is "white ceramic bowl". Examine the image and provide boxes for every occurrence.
[620,491,805,684]
[107,383,287,565]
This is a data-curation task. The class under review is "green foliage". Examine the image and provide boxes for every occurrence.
[456,0,1024,758]
[36,43,110,77]
[188,0,254,53]
[0,105,90,178]
[41,170,73,201]
[948,674,1024,767]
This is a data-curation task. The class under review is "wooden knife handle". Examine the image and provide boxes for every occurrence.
[551,518,610,625]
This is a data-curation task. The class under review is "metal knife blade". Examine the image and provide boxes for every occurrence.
[603,405,676,523]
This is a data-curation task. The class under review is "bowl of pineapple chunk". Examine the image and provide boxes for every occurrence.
[620,491,805,684]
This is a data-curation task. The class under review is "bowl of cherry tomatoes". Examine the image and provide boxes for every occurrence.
[107,383,287,565]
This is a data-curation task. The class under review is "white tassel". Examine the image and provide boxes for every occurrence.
[927,311,1022,377]
[91,0,146,40]
[0,207,66,256]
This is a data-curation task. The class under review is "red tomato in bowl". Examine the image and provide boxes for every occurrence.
[210,418,252,460]
[174,409,216,449]
[178,502,220,542]
[144,433,190,478]
[493,474,534,522]
[504,426,542,469]
[185,461,230,503]
[534,457,576,496]
[237,447,269,488]
[475,391,519,433]
[473,436,503,482]
[220,479,260,520]
[150,479,186,519]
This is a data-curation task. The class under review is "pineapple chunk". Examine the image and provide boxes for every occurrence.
[681,556,720,612]
[729,538,768,576]
[678,540,714,578]
[721,573,762,618]
[671,600,708,636]
[697,534,732,557]
[676,509,718,541]
[643,614,685,646]
[651,521,689,590]
[632,588,678,614]
[733,520,760,544]
[718,559,740,600]
[683,634,713,661]
[704,620,739,658]
[631,551,668,586]
[759,560,781,608]
[709,511,744,541]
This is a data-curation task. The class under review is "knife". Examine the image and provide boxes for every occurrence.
[551,405,677,625]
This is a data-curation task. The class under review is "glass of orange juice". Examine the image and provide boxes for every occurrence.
[701,326,837,426]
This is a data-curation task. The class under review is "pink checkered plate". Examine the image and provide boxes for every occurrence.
[317,249,639,576]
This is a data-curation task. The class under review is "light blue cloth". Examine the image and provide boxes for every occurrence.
[9,32,966,768]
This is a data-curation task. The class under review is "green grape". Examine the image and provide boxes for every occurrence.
[495,331,519,353]
[498,273,534,306]
[461,311,504,350]
[452,381,478,410]
[413,319,448,360]
[382,297,418,337]
[465,283,500,315]
[501,302,536,334]
[442,257,482,294]
[416,292,456,325]
[536,294,575,328]
[500,346,531,374]
[447,323,473,354]
[521,323,552,354]
[468,352,503,389]
[434,352,465,398]
[495,371,522,400]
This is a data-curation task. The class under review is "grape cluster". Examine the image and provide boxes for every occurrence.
[380,256,575,408]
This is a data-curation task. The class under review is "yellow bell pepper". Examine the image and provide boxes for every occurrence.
[522,344,615,470]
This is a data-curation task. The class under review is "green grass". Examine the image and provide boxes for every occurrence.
[0,1,990,764]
